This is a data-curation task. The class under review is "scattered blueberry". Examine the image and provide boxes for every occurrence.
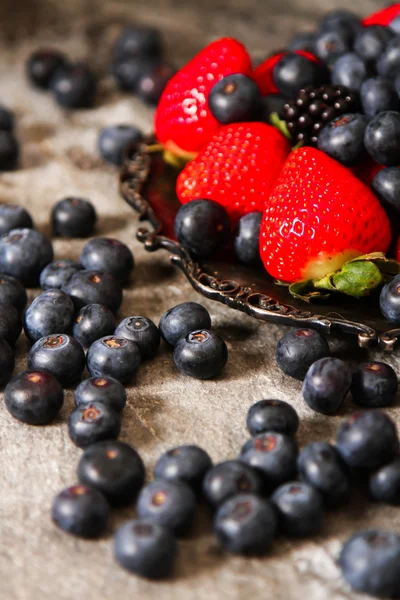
[354,26,394,63]
[115,316,160,359]
[0,228,53,287]
[4,370,63,425]
[271,481,324,537]
[113,26,163,61]
[52,484,110,538]
[173,329,228,380]
[75,376,127,412]
[380,273,400,325]
[302,357,352,414]
[331,53,369,91]
[154,445,212,493]
[372,168,400,215]
[24,289,74,342]
[28,333,85,386]
[202,460,265,507]
[0,303,21,345]
[51,197,97,238]
[0,337,15,384]
[209,73,262,124]
[86,335,141,384]
[0,105,14,132]
[135,63,176,105]
[0,204,33,236]
[0,274,27,313]
[360,77,400,117]
[273,52,327,97]
[377,36,400,78]
[246,399,299,437]
[98,125,144,166]
[26,48,67,89]
[40,259,81,290]
[50,63,97,109]
[68,402,121,448]
[62,270,123,313]
[313,28,352,64]
[364,111,400,167]
[317,113,367,166]
[112,57,158,92]
[233,212,262,265]
[80,238,134,283]
[72,303,116,348]
[276,328,330,381]
[78,440,145,505]
[159,302,211,346]
[351,361,398,408]
[369,457,400,505]
[174,200,230,259]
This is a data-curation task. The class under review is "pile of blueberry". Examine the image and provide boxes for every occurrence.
[0,104,20,172]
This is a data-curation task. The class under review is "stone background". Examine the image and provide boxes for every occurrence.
[0,1,396,599]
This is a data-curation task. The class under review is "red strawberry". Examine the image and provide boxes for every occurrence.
[154,38,252,154]
[260,147,391,283]
[254,50,320,96]
[362,3,400,27]
[176,122,291,223]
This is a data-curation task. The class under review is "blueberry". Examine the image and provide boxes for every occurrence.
[62,270,123,313]
[24,289,74,342]
[369,457,400,504]
[115,316,160,359]
[40,259,82,290]
[246,399,299,437]
[351,362,398,408]
[331,53,369,92]
[271,481,324,537]
[52,484,109,538]
[136,479,196,536]
[302,357,352,414]
[313,28,352,64]
[0,274,27,313]
[75,376,127,412]
[174,200,230,259]
[51,197,97,238]
[98,125,144,166]
[273,53,328,98]
[372,167,400,215]
[297,442,351,507]
[262,94,287,121]
[390,15,400,35]
[135,63,176,105]
[202,460,265,507]
[0,228,53,287]
[354,26,394,63]
[380,274,400,324]
[276,328,330,381]
[50,63,97,109]
[214,494,277,555]
[377,36,400,78]
[0,204,33,235]
[68,402,121,448]
[209,73,263,124]
[112,57,158,91]
[239,433,298,491]
[340,530,400,598]
[86,335,141,384]
[0,105,14,132]
[72,304,116,348]
[0,131,19,171]
[80,238,134,283]
[365,111,400,167]
[113,26,163,61]
[154,445,212,493]
[317,113,367,166]
[28,333,85,386]
[287,32,315,52]
[0,303,21,345]
[336,410,398,470]
[174,329,228,380]
[78,440,145,505]
[360,78,400,117]
[114,520,177,579]
[233,212,262,265]
[4,370,63,425]
[159,302,211,346]
[26,48,67,89]
[319,10,361,39]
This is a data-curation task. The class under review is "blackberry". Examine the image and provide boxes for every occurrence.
[283,84,360,146]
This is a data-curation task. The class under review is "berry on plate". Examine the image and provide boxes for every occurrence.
[208,73,263,124]
[372,167,400,214]
[380,273,400,325]
[364,111,400,166]
[233,211,262,265]
[331,52,369,92]
[360,78,400,118]
[317,113,368,167]
[253,50,321,97]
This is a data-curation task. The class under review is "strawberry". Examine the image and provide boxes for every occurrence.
[260,147,391,283]
[176,122,291,223]
[254,50,320,96]
[362,3,400,27]
[154,38,253,154]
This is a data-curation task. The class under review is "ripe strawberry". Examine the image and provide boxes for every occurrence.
[362,3,400,27]
[154,38,252,154]
[254,50,320,96]
[260,147,391,283]
[176,122,291,223]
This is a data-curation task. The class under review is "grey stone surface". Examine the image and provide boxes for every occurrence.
[0,1,397,599]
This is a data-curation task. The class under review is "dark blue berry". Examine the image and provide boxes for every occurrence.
[0,337,14,384]
[72,304,115,348]
[87,335,141,384]
[0,105,14,132]
[113,26,163,61]
[233,212,262,265]
[80,238,134,283]
[136,479,196,536]
[114,520,177,579]
[115,316,160,359]
[112,57,158,91]
[351,361,398,408]
[360,78,400,117]
[340,530,400,598]
[298,442,351,507]
[174,200,230,259]
[68,402,121,448]
[239,433,298,491]
[4,370,63,425]
[62,270,122,313]
[0,204,33,235]
[40,259,82,290]
[135,63,175,105]
[50,63,97,109]
[154,445,212,493]
[202,460,265,507]
[51,196,97,238]
[390,15,400,35]
[0,303,21,345]
[159,302,211,346]
[288,32,315,52]
[317,113,367,166]
[331,53,369,91]
[26,48,67,89]
[365,111,400,166]
[369,457,400,504]
[337,410,398,469]
[75,376,127,412]
[209,74,262,124]
[377,36,400,78]
[276,327,330,381]
[0,228,53,287]
[302,357,352,414]
[0,274,27,313]
[214,493,277,555]
[313,28,352,64]
[262,94,287,121]
[380,274,400,324]
[174,329,228,380]
[354,26,394,63]
[24,289,74,342]
[372,167,400,215]
[78,440,145,505]
[98,125,143,166]
[0,131,19,171]
[52,484,109,538]
[28,333,85,386]
[271,481,324,537]
[273,53,328,98]
[246,399,299,437]
[319,10,361,39]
